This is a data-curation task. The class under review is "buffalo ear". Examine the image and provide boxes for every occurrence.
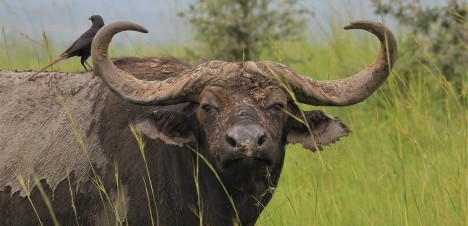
[287,110,350,151]
[133,110,195,146]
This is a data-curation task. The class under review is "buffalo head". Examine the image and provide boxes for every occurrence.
[91,20,397,220]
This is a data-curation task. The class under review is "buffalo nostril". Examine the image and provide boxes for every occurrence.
[257,134,266,146]
[226,136,237,148]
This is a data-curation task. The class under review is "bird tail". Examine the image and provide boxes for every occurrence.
[27,55,67,81]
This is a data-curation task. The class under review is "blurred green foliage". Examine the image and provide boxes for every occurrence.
[373,0,467,93]
[179,0,313,61]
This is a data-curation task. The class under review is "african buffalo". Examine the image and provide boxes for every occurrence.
[0,20,396,225]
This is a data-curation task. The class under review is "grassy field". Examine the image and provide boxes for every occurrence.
[1,8,466,226]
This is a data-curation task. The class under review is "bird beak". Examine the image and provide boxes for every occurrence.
[88,17,92,20]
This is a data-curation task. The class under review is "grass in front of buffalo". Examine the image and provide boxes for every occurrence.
[2,9,466,226]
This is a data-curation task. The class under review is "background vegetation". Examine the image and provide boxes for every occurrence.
[178,0,312,61]
[0,0,466,225]
[373,0,467,92]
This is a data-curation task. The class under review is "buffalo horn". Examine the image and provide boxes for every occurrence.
[279,20,397,106]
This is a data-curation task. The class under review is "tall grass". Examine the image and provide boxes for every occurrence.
[2,3,465,226]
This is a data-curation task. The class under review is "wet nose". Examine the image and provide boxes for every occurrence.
[225,124,267,151]
[221,124,274,168]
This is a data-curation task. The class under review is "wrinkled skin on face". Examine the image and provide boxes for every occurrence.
[196,77,288,186]
[197,87,284,190]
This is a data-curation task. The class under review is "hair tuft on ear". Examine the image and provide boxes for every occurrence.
[287,110,350,151]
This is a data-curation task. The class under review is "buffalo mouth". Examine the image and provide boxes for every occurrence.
[221,156,272,170]
[220,154,273,192]
[219,147,274,170]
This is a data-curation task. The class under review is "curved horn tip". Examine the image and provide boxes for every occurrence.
[123,21,149,33]
[135,26,149,33]
[343,20,383,30]
[106,21,149,33]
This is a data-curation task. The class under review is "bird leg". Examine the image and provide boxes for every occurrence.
[85,61,93,70]
[81,57,94,72]
[81,58,89,71]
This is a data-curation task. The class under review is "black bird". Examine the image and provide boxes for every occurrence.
[28,15,105,81]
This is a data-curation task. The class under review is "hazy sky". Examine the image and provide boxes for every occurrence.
[0,0,446,48]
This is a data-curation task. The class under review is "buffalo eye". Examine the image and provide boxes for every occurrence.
[268,103,284,115]
[201,104,216,113]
